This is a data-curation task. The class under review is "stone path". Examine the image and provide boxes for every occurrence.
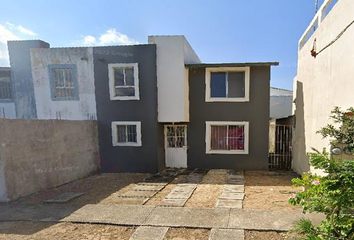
[58,204,323,231]
[113,169,183,205]
[216,171,245,209]
[129,226,169,240]
[159,170,205,207]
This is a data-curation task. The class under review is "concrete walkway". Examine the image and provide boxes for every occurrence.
[0,204,323,231]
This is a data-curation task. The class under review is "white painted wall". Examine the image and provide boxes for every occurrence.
[0,103,16,119]
[148,36,201,123]
[31,47,97,120]
[293,0,354,174]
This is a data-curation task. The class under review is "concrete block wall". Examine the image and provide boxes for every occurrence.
[0,118,100,202]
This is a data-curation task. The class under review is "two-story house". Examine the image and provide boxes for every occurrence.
[5,35,278,173]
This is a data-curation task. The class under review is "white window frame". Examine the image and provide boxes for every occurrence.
[112,121,142,147]
[205,67,250,102]
[205,121,249,154]
[108,63,140,101]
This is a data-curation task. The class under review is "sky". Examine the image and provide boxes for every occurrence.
[0,0,322,90]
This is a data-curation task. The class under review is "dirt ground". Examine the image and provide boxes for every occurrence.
[243,171,302,210]
[0,170,304,239]
[12,173,150,206]
[184,170,227,208]
[0,221,135,240]
[164,228,210,240]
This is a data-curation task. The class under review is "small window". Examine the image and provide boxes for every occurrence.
[0,77,12,100]
[109,63,139,100]
[48,64,79,101]
[206,121,249,154]
[206,67,250,102]
[112,121,142,147]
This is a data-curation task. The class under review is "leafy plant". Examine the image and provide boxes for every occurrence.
[289,107,354,240]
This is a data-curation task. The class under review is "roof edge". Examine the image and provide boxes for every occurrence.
[185,62,279,67]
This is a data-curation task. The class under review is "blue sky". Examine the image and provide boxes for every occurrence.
[0,0,321,90]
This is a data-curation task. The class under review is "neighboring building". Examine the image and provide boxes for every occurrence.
[270,87,293,119]
[0,67,15,118]
[6,35,278,172]
[293,0,353,174]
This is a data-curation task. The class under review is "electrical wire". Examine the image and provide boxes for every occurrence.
[313,19,354,57]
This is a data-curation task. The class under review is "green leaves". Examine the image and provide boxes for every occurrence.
[289,107,354,239]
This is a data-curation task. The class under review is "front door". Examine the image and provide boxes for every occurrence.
[165,125,188,168]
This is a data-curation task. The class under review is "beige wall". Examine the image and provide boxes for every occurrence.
[293,0,354,174]
[0,119,99,202]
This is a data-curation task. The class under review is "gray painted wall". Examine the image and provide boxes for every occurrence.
[93,45,163,173]
[188,66,271,170]
[8,40,50,119]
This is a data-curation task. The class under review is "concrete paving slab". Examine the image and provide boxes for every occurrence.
[119,190,157,198]
[216,199,243,209]
[132,185,165,191]
[62,204,155,225]
[209,229,244,240]
[138,182,168,187]
[145,207,230,228]
[166,191,193,199]
[43,192,84,203]
[223,185,244,193]
[130,226,169,240]
[219,192,244,200]
[228,175,245,180]
[227,180,244,184]
[228,209,324,231]
[159,198,187,207]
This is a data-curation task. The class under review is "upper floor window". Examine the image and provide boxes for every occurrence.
[205,67,250,102]
[108,63,139,101]
[206,121,249,154]
[48,64,79,101]
[0,76,12,101]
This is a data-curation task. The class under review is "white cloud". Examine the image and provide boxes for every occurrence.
[17,25,37,36]
[0,24,20,66]
[80,29,139,46]
[83,35,97,46]
[99,29,139,45]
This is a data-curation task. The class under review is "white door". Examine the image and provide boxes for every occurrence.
[165,125,188,168]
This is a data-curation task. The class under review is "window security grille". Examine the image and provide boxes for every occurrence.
[0,77,12,100]
[117,125,137,143]
[166,126,186,148]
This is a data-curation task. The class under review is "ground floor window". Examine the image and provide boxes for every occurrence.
[111,121,142,147]
[206,121,249,154]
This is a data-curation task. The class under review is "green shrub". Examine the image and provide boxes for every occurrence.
[289,107,354,240]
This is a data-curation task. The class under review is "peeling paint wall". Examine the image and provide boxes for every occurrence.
[8,40,50,119]
[0,118,100,202]
[31,47,97,120]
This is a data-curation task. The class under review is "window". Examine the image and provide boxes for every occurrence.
[48,64,79,101]
[206,121,249,154]
[109,63,139,100]
[205,67,250,102]
[0,77,12,101]
[112,121,142,147]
